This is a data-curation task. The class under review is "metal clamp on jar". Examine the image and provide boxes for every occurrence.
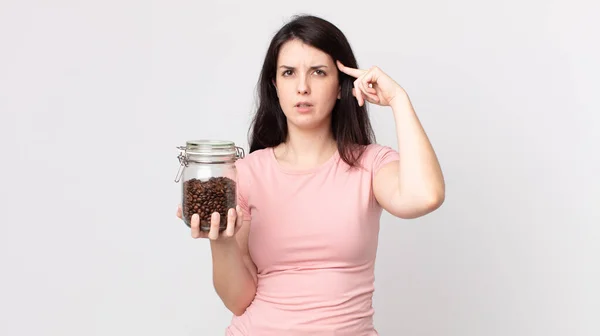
[174,140,245,231]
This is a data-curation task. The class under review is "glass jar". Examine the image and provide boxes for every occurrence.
[174,140,245,231]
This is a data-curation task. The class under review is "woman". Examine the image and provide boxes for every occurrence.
[177,14,445,335]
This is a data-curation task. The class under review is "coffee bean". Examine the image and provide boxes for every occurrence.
[182,176,237,232]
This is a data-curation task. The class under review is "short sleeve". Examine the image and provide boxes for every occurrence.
[371,144,400,176]
[235,158,252,221]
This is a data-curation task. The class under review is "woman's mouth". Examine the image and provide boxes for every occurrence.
[295,102,313,112]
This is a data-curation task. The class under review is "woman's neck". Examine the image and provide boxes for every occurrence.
[274,124,337,169]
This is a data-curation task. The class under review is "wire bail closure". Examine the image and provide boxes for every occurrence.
[174,142,245,183]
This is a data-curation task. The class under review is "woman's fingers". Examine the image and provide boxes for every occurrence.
[357,70,380,104]
[336,60,364,78]
[361,82,380,103]
[362,71,379,98]
[190,214,201,238]
[342,64,380,106]
[176,205,182,219]
[208,212,221,240]
[223,208,237,237]
[185,207,241,241]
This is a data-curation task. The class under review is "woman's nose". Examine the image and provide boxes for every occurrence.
[296,76,310,94]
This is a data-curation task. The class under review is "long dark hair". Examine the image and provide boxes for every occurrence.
[247,14,375,167]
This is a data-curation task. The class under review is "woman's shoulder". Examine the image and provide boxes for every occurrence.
[234,147,272,171]
[234,148,272,199]
[361,143,397,156]
[351,143,399,172]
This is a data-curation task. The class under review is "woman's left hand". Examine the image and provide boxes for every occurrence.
[337,60,405,107]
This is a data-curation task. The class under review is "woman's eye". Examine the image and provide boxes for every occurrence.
[281,69,325,76]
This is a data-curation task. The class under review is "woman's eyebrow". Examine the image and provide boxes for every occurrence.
[278,65,329,70]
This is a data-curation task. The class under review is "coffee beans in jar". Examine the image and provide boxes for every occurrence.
[174,140,245,232]
[182,176,237,231]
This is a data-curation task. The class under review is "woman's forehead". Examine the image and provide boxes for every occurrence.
[277,40,332,66]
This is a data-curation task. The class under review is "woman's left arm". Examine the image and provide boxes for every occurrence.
[337,61,445,219]
[374,91,445,219]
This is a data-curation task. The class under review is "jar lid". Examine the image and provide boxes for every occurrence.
[174,140,245,182]
[185,140,237,156]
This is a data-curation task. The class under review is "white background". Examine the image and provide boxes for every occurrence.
[1,1,598,335]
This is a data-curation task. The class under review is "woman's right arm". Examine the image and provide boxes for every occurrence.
[209,212,257,316]
[178,201,257,316]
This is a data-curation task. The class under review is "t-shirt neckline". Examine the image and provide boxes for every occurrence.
[269,147,340,175]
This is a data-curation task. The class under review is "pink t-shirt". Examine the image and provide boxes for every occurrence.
[226,144,400,336]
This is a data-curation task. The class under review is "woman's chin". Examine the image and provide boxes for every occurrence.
[285,114,328,130]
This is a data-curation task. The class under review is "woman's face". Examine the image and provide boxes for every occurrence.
[274,39,340,131]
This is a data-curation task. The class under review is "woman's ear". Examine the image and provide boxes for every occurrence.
[272,80,278,96]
